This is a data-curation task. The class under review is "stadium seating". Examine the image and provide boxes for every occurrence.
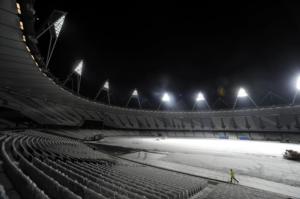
[0,131,208,199]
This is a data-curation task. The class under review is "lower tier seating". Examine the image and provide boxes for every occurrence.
[0,130,207,199]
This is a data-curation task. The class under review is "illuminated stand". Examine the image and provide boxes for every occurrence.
[63,60,83,95]
[158,92,171,110]
[292,76,300,105]
[192,92,210,111]
[36,11,67,70]
[233,87,257,109]
[126,89,142,108]
[94,80,110,105]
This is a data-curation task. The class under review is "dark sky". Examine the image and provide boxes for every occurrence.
[34,1,300,110]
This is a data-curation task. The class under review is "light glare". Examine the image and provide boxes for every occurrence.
[74,60,83,75]
[162,92,170,102]
[296,76,300,90]
[196,92,205,101]
[132,89,138,97]
[237,87,248,98]
[103,81,109,90]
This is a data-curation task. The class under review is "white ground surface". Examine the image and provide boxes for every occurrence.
[99,137,300,198]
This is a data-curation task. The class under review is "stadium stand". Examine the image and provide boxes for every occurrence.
[0,131,210,199]
[0,131,291,199]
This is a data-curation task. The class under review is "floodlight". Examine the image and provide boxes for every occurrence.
[162,92,170,102]
[233,87,257,109]
[16,3,21,14]
[296,76,300,90]
[103,81,109,90]
[19,21,24,30]
[196,92,205,102]
[54,15,65,37]
[94,80,110,103]
[292,75,300,105]
[132,89,138,97]
[237,88,248,98]
[126,89,141,108]
[74,60,83,75]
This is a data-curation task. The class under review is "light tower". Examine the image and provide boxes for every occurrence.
[36,11,67,69]
[192,92,210,110]
[94,80,110,105]
[63,60,83,94]
[126,89,142,108]
[233,87,257,109]
[158,92,171,110]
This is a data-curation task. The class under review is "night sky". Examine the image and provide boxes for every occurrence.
[34,1,300,110]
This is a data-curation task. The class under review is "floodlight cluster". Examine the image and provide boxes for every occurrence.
[74,60,83,75]
[237,88,248,98]
[162,92,171,102]
[196,92,205,101]
[103,81,110,90]
[54,15,65,37]
[132,89,138,97]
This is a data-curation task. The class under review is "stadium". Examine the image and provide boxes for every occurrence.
[0,0,300,198]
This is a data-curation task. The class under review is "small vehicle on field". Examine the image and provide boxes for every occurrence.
[284,150,300,161]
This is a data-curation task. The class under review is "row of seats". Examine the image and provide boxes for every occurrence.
[0,130,207,199]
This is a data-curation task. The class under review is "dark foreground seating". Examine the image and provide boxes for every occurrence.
[0,184,9,199]
[0,131,207,199]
